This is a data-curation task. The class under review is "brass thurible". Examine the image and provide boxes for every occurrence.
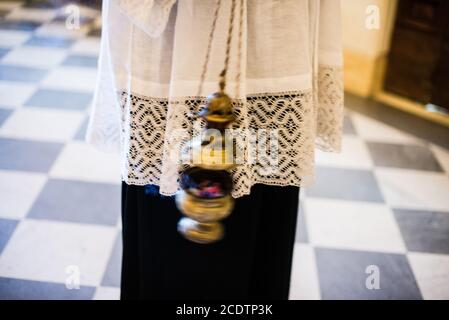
[176,91,237,244]
[175,0,243,244]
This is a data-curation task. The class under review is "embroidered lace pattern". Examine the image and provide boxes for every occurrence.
[116,66,343,198]
[316,65,344,152]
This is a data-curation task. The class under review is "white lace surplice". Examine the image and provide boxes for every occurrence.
[86,0,344,198]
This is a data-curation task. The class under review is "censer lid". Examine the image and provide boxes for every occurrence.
[198,91,236,124]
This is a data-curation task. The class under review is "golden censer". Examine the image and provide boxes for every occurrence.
[175,0,243,244]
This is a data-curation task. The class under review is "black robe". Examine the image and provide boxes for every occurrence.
[120,182,300,300]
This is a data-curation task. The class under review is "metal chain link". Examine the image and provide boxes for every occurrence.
[235,0,244,99]
[196,0,222,97]
[219,0,237,93]
[196,0,244,98]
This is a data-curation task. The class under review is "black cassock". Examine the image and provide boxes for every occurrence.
[120,182,300,300]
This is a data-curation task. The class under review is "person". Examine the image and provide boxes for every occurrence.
[86,0,343,300]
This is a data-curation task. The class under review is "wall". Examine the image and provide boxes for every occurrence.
[341,0,398,97]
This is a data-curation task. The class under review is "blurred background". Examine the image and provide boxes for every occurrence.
[0,0,448,300]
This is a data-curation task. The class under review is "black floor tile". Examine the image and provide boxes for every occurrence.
[101,233,122,288]
[315,247,422,300]
[25,88,93,110]
[0,48,11,59]
[28,179,121,226]
[0,64,47,82]
[0,218,18,255]
[393,209,449,254]
[367,142,443,172]
[306,167,385,203]
[52,14,95,25]
[25,35,74,48]
[0,277,95,300]
[0,108,13,126]
[0,138,63,173]
[0,20,41,32]
[62,54,98,68]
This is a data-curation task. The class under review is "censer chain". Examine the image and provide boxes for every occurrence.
[197,0,244,99]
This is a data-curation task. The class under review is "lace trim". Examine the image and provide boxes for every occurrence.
[117,66,343,198]
[316,65,344,152]
[108,67,343,198]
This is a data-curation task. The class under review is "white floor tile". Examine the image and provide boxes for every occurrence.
[70,37,100,56]
[0,30,31,47]
[93,286,120,300]
[0,107,84,142]
[41,66,97,92]
[289,244,321,300]
[116,214,122,229]
[375,168,449,212]
[49,142,121,184]
[35,22,89,39]
[2,46,68,68]
[315,135,373,170]
[305,198,406,253]
[0,170,47,220]
[0,81,36,107]
[408,252,449,300]
[0,219,117,286]
[351,113,424,145]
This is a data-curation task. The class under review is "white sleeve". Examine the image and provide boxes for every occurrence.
[316,0,344,152]
[117,0,177,38]
[85,0,122,153]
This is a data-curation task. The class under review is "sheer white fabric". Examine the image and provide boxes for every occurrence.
[86,0,344,198]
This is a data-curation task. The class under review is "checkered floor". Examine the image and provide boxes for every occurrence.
[1,1,449,300]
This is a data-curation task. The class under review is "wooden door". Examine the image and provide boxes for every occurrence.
[384,0,449,113]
